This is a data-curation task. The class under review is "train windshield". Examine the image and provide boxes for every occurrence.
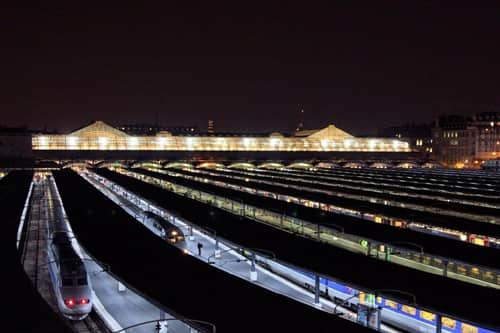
[62,278,73,286]
[77,277,88,286]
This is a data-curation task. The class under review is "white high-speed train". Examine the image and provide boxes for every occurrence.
[47,230,93,320]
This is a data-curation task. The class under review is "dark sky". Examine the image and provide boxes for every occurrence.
[3,2,500,135]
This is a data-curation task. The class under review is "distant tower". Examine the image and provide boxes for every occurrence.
[296,107,305,131]
[208,119,215,134]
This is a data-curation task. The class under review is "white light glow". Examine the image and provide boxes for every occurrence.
[68,136,78,147]
[128,137,139,147]
[320,139,329,148]
[242,138,252,146]
[157,137,167,146]
[343,139,352,148]
[39,136,48,146]
[270,138,281,147]
[368,140,377,149]
[98,137,109,146]
[392,140,400,149]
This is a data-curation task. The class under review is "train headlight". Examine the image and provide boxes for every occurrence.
[171,230,178,236]
[80,298,89,305]
[64,299,76,308]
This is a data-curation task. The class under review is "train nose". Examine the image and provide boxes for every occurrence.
[60,287,92,319]
[64,297,91,308]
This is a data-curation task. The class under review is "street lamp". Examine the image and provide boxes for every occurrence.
[111,317,216,333]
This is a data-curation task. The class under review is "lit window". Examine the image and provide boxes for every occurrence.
[420,310,435,322]
[442,317,456,329]
[401,305,416,316]
[385,300,398,309]
[461,322,478,333]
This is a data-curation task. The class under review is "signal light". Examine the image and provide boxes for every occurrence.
[80,298,89,305]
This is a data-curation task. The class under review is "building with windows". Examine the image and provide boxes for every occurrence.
[431,115,475,167]
[431,112,500,168]
[473,112,500,161]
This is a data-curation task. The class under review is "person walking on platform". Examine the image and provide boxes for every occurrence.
[197,242,203,256]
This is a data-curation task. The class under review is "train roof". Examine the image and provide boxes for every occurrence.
[157,167,500,239]
[91,168,500,330]
[55,170,374,333]
[1,171,73,333]
[139,167,500,270]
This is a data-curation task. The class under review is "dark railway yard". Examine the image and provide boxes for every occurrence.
[93,167,500,330]
[5,165,500,333]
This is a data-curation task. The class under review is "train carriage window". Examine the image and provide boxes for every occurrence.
[457,265,467,275]
[401,305,416,316]
[442,317,456,329]
[359,292,365,304]
[483,271,495,282]
[470,267,480,277]
[460,323,478,333]
[432,258,442,268]
[62,278,73,286]
[385,300,398,310]
[419,310,435,322]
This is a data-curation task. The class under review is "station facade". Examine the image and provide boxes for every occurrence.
[32,121,410,153]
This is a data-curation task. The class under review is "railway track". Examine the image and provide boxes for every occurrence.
[70,310,110,333]
[20,174,109,333]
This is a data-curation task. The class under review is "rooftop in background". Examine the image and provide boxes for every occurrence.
[31,120,411,153]
[117,123,198,136]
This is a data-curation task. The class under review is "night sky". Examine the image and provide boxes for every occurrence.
[3,3,500,135]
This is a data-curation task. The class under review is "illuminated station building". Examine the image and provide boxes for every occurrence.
[31,121,420,166]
